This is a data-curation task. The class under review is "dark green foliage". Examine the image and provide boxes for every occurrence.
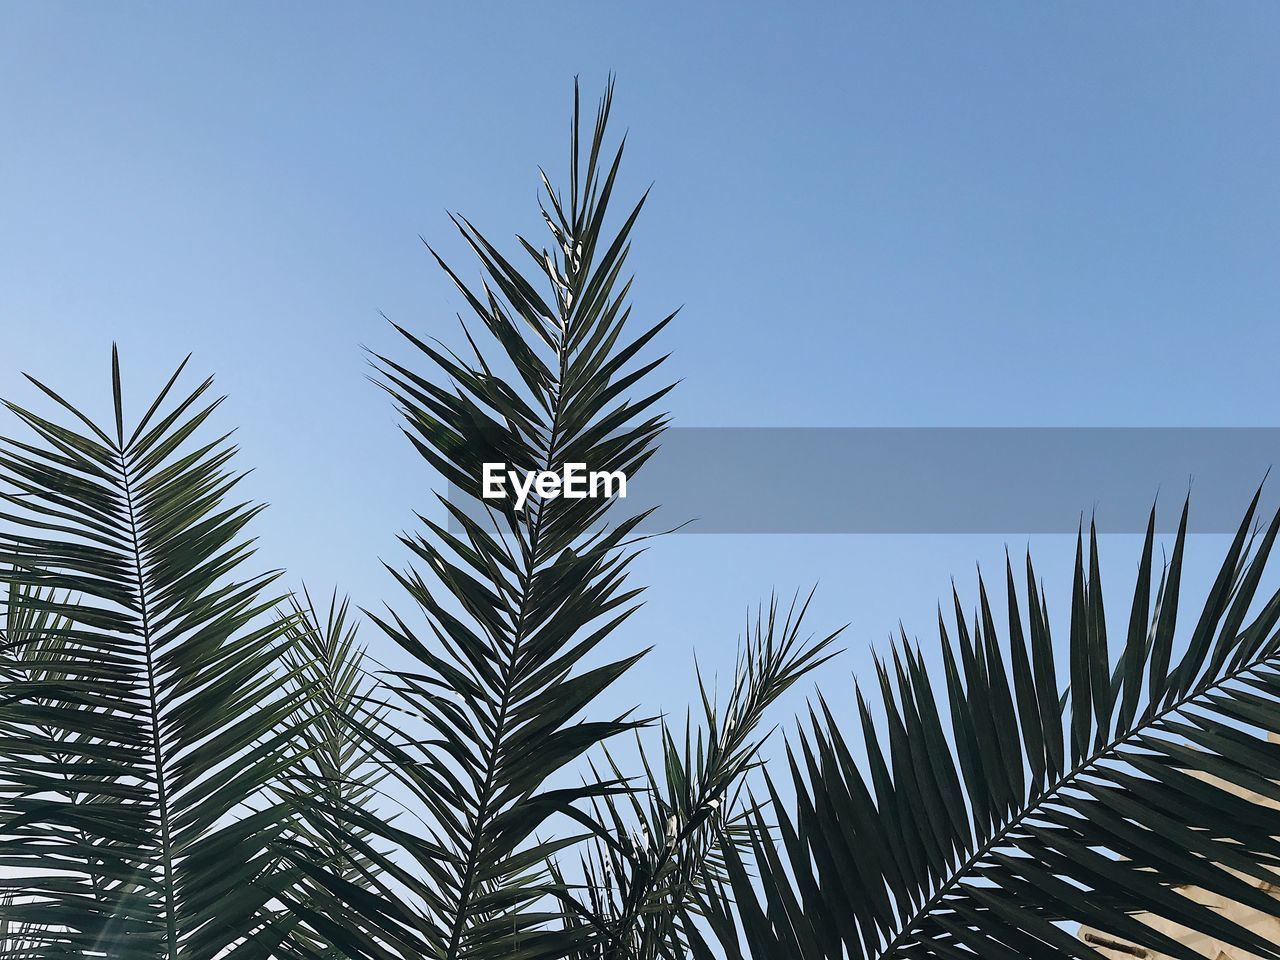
[284,81,680,960]
[0,351,309,958]
[708,497,1280,959]
[9,78,1280,960]
[1,893,45,958]
[269,592,386,959]
[559,593,842,960]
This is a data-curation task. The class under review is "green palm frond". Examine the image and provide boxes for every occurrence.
[710,495,1280,960]
[0,581,101,954]
[0,894,46,959]
[267,590,388,959]
[0,349,306,958]
[559,592,843,960]
[274,590,386,868]
[286,80,676,960]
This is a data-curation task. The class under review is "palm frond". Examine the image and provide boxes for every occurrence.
[0,582,101,956]
[275,590,386,869]
[712,495,1280,960]
[267,590,389,959]
[286,80,676,960]
[0,894,47,959]
[559,591,843,960]
[0,349,305,958]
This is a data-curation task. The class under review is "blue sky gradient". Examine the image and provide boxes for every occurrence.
[3,3,1279,743]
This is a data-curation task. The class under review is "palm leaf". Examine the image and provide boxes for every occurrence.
[266,590,389,959]
[559,592,843,960]
[712,495,1280,959]
[284,80,676,960]
[0,349,306,959]
[0,582,107,956]
[1,893,47,958]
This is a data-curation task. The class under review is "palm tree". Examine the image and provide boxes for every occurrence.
[0,80,830,960]
[702,500,1280,960]
[10,76,1280,960]
[0,350,319,957]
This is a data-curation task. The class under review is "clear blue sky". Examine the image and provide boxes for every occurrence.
[3,4,1279,741]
